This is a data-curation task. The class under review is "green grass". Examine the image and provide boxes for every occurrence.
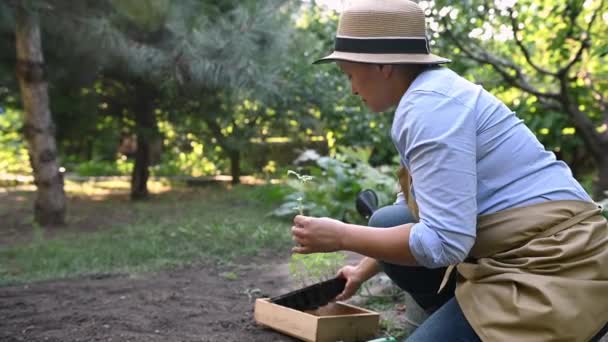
[0,184,291,286]
[364,290,410,340]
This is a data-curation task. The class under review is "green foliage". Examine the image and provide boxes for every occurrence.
[0,1,400,186]
[73,158,132,177]
[281,5,398,165]
[4,1,603,200]
[1,0,299,182]
[0,108,31,174]
[220,271,239,281]
[429,0,607,178]
[289,252,346,286]
[110,0,170,32]
[246,182,295,206]
[35,0,293,94]
[273,147,397,224]
[151,144,219,177]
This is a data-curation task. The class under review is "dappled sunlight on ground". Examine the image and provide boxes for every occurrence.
[0,178,173,198]
[0,177,284,248]
[0,184,36,193]
[0,179,208,247]
[64,179,173,201]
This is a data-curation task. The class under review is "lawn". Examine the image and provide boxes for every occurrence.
[0,179,292,286]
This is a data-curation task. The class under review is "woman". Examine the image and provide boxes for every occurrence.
[290,0,608,341]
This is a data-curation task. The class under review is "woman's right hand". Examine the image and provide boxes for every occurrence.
[335,265,365,301]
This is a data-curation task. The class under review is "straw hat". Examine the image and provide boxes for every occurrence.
[314,0,450,65]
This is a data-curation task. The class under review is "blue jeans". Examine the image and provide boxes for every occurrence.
[369,204,608,342]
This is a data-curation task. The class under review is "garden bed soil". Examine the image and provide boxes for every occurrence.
[0,260,299,342]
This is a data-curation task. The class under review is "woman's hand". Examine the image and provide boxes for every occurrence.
[334,265,365,301]
[291,215,346,254]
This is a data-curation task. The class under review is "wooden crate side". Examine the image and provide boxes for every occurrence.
[316,313,380,342]
[314,302,379,318]
[336,301,379,314]
[254,298,318,342]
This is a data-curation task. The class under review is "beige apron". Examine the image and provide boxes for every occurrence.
[398,166,608,341]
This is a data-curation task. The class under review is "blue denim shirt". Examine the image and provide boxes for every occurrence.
[391,67,591,268]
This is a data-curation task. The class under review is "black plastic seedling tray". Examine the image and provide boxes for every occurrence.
[270,276,347,311]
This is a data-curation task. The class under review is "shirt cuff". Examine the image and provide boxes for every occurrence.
[408,222,445,268]
[394,192,406,205]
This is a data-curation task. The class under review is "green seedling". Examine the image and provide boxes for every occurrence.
[286,170,345,286]
[287,170,314,215]
[220,271,239,281]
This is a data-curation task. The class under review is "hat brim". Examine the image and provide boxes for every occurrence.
[313,51,451,65]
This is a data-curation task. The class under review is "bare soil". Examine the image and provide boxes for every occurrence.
[0,182,303,341]
[0,259,299,342]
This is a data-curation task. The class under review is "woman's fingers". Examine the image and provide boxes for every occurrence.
[291,225,305,237]
[336,282,356,301]
[293,215,304,225]
[335,289,349,301]
[291,226,308,247]
[292,245,312,254]
[293,215,311,227]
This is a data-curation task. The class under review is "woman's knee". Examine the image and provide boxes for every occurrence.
[368,204,417,228]
[405,298,481,342]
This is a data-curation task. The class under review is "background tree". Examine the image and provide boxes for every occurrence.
[2,0,606,217]
[1,0,294,196]
[429,0,608,198]
[281,4,398,165]
[14,2,66,225]
[57,0,292,193]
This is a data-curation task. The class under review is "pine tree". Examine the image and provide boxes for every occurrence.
[46,0,293,192]
[14,3,66,225]
[1,0,294,200]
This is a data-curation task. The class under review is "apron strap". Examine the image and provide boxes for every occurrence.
[535,206,601,240]
[398,166,419,220]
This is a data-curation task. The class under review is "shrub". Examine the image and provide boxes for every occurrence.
[0,108,31,175]
[73,158,132,176]
[273,147,398,224]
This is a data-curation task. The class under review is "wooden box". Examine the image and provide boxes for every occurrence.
[254,298,380,342]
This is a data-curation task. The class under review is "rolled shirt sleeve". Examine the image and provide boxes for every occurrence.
[394,192,406,205]
[392,90,477,268]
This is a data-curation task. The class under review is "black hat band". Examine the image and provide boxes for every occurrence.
[334,37,430,54]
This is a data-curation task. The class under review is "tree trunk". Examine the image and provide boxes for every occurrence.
[595,157,608,200]
[202,117,242,185]
[229,149,241,185]
[131,133,150,200]
[560,88,608,200]
[130,84,157,200]
[15,7,66,226]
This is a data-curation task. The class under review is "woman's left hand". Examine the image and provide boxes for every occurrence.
[291,215,346,254]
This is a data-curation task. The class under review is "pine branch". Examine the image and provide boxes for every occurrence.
[36,0,291,100]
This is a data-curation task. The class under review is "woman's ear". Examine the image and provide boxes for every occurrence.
[378,64,394,79]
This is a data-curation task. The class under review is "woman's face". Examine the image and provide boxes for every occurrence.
[337,61,395,113]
